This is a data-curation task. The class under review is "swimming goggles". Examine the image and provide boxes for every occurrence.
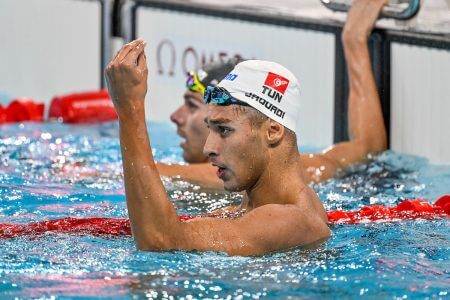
[186,71,206,94]
[203,86,249,106]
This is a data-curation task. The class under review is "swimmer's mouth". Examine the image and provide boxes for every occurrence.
[176,129,186,139]
[212,163,228,180]
[177,130,187,147]
[180,139,187,148]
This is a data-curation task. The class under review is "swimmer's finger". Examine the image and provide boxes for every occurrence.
[123,40,146,65]
[112,49,121,61]
[113,39,143,64]
[137,50,147,73]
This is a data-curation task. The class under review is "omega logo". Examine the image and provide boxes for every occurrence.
[156,39,244,77]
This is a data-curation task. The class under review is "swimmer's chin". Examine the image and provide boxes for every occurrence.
[222,181,246,193]
[223,185,237,193]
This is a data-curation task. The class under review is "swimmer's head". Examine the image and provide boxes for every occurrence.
[170,58,242,163]
[203,60,301,191]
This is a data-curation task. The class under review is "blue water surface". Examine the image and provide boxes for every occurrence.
[0,122,449,299]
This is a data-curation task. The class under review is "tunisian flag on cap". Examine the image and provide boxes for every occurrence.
[264,72,290,95]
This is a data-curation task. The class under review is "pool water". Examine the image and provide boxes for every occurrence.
[0,122,449,299]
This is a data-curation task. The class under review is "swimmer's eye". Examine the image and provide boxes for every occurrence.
[218,126,233,137]
[187,101,199,113]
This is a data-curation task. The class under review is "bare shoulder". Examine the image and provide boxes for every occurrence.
[180,202,330,255]
[241,203,330,249]
[246,203,326,227]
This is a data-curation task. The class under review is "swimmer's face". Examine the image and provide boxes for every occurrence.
[203,104,267,192]
[170,90,209,163]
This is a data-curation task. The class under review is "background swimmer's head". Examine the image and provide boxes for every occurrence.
[170,58,242,163]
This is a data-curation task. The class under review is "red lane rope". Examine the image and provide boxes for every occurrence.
[327,195,450,224]
[1,196,449,239]
[0,98,45,124]
[0,215,193,239]
[48,89,117,123]
[0,90,117,124]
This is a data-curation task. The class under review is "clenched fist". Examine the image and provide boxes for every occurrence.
[105,39,148,117]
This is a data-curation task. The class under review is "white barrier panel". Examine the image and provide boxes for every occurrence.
[137,8,335,147]
[391,43,450,164]
[0,0,101,105]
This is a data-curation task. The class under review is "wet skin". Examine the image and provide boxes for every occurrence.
[104,0,388,255]
[203,104,329,223]
[105,39,330,255]
[203,105,266,193]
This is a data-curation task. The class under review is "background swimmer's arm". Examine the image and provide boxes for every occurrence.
[105,40,184,250]
[156,162,223,189]
[301,0,388,183]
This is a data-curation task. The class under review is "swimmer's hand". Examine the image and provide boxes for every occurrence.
[105,39,148,117]
[342,0,388,45]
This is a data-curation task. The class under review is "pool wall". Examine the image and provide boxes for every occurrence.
[391,44,450,164]
[0,0,449,163]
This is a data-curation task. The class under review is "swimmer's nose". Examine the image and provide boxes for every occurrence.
[203,133,219,158]
[170,105,186,126]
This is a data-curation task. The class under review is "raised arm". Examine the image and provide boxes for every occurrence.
[105,40,183,249]
[301,0,388,182]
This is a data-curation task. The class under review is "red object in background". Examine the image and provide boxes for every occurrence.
[327,196,450,224]
[395,199,434,214]
[0,218,131,239]
[0,104,6,123]
[359,205,392,220]
[0,195,449,239]
[2,98,45,123]
[0,215,195,239]
[48,89,118,123]
[435,195,450,214]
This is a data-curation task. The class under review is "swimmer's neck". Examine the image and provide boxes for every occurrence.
[243,152,306,210]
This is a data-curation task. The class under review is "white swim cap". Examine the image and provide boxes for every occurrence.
[218,60,301,133]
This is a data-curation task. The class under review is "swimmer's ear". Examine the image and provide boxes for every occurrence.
[266,119,284,146]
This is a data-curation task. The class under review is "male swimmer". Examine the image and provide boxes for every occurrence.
[156,3,387,189]
[104,0,387,255]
